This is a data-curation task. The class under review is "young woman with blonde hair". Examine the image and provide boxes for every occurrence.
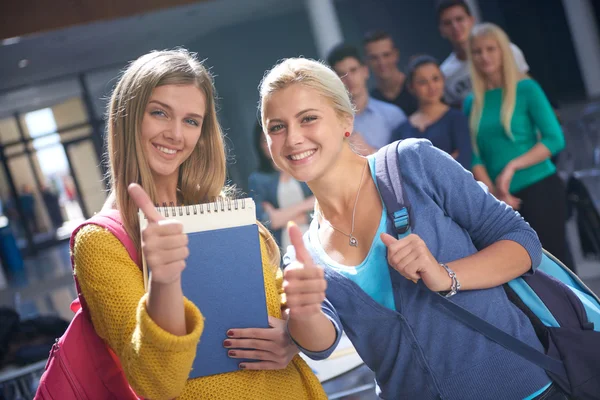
[465,23,570,267]
[69,49,325,399]
[259,57,569,399]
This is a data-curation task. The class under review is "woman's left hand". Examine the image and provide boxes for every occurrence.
[495,163,517,196]
[499,193,522,210]
[225,316,298,370]
[263,202,288,230]
[381,233,452,292]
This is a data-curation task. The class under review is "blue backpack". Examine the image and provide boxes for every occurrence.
[375,142,600,400]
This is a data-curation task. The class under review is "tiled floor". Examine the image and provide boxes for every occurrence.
[0,243,77,321]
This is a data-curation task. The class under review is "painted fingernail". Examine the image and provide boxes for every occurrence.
[227,330,234,337]
[239,363,246,369]
[223,340,232,347]
[228,350,236,357]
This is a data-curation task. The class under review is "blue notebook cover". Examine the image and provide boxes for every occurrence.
[181,223,269,378]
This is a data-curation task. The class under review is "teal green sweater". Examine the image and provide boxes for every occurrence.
[464,79,565,193]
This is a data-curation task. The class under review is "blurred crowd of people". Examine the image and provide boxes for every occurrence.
[249,0,573,271]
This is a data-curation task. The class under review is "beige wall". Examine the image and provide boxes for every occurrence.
[0,117,21,143]
[53,97,87,129]
[54,97,107,214]
[68,140,106,214]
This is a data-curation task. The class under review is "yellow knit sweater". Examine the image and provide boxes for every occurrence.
[73,225,326,400]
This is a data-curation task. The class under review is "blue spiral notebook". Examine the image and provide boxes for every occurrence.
[139,198,269,378]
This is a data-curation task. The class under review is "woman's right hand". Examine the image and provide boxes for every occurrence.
[283,222,327,321]
[128,183,189,285]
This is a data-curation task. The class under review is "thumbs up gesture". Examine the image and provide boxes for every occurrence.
[128,183,189,285]
[380,232,452,292]
[283,222,327,321]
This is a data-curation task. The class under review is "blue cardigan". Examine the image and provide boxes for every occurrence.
[284,139,550,400]
[393,108,473,170]
[248,170,312,246]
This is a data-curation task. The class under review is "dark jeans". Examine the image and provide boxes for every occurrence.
[515,173,575,271]
[532,383,569,400]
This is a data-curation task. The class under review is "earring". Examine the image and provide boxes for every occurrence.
[344,131,351,138]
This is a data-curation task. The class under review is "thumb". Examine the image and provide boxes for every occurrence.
[128,183,163,223]
[288,221,315,268]
[380,232,398,247]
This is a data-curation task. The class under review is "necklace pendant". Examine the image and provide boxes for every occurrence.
[349,235,358,247]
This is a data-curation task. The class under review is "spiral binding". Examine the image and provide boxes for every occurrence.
[147,197,247,218]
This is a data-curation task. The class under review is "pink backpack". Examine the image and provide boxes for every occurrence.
[35,210,141,400]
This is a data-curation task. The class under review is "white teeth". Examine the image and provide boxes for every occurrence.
[290,150,316,161]
[156,145,177,155]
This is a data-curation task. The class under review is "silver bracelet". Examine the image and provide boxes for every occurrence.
[440,263,461,298]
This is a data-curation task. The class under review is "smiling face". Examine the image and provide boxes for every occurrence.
[140,84,206,185]
[263,84,351,183]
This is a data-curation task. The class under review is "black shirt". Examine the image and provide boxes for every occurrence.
[370,83,418,116]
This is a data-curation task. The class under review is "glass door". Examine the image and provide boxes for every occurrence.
[0,96,106,253]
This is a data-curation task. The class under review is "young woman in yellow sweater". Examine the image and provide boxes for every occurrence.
[72,49,326,400]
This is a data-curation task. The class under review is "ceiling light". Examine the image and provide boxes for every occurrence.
[18,59,29,68]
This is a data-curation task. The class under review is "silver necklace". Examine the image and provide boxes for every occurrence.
[318,160,368,247]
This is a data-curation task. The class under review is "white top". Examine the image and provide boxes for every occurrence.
[277,177,309,250]
[138,198,256,234]
[441,43,529,106]
[299,333,363,382]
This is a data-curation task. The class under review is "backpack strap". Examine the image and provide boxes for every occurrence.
[88,210,139,267]
[374,142,569,382]
[69,209,140,315]
[428,287,568,379]
[375,141,411,238]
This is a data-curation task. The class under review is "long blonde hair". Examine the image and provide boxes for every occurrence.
[106,49,279,265]
[467,23,520,154]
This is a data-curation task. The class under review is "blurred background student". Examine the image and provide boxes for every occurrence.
[465,23,572,269]
[394,55,472,170]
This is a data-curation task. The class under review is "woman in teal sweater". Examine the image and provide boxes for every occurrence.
[465,23,571,267]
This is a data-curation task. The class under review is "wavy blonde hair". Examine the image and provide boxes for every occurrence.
[106,49,279,266]
[467,23,520,154]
